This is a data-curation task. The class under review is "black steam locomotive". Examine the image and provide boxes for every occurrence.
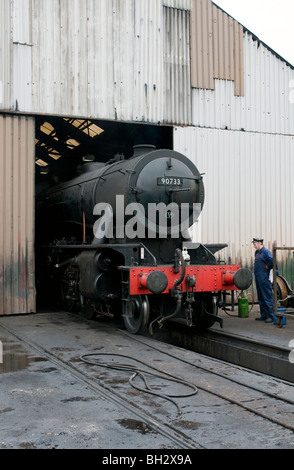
[36,145,252,334]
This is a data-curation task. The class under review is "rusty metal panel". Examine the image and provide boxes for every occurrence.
[212,3,234,81]
[0,114,35,315]
[190,0,244,96]
[234,21,244,97]
[190,0,214,91]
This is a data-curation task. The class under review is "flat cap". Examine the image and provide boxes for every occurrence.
[252,237,264,243]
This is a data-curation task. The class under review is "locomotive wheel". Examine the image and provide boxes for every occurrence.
[123,295,150,334]
[192,295,217,330]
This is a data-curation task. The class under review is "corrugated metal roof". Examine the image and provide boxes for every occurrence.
[0,114,35,315]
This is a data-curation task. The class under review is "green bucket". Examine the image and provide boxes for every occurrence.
[238,297,249,318]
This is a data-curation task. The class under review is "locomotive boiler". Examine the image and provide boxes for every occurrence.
[36,145,252,334]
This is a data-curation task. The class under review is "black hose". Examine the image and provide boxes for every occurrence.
[174,248,186,288]
[151,249,186,330]
[157,298,182,327]
[80,352,198,415]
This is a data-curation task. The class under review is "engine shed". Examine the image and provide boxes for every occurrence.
[0,0,294,315]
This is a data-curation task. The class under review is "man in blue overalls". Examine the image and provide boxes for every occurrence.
[252,237,275,323]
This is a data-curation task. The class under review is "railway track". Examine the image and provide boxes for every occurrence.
[0,312,294,449]
[150,319,294,384]
[0,320,201,450]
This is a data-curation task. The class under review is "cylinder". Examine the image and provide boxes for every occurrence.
[238,297,249,318]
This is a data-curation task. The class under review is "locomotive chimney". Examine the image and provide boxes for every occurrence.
[132,144,156,158]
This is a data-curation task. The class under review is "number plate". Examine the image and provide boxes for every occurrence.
[157,177,183,186]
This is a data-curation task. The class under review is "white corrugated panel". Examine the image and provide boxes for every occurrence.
[133,1,192,125]
[30,0,166,122]
[31,0,117,118]
[163,5,191,125]
[192,32,294,135]
[163,0,192,9]
[0,0,12,111]
[113,0,135,121]
[133,0,164,123]
[85,0,115,118]
[174,126,294,269]
[0,114,35,315]
[12,1,32,111]
[12,0,32,44]
[7,0,192,124]
[13,43,32,111]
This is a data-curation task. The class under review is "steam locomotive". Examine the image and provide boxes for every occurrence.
[36,145,252,334]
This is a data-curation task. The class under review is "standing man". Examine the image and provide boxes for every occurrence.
[252,237,275,323]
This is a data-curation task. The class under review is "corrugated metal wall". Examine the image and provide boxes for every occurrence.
[0,114,35,315]
[174,126,294,273]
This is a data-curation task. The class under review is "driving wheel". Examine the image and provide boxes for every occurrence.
[123,295,150,334]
